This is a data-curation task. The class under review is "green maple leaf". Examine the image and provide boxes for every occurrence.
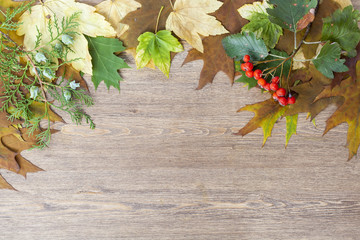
[135,30,183,77]
[267,0,317,32]
[86,36,130,90]
[239,1,283,48]
[312,42,349,79]
[222,32,268,61]
[321,6,360,56]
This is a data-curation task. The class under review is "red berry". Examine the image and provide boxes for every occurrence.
[241,63,246,72]
[257,78,266,87]
[271,76,280,84]
[278,97,288,106]
[270,83,279,91]
[273,92,279,101]
[288,96,296,105]
[263,83,271,91]
[253,69,262,80]
[243,55,250,63]
[276,88,286,97]
[244,62,254,71]
[245,70,254,78]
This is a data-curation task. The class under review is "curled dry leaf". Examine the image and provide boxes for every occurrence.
[95,0,141,37]
[16,0,116,75]
[166,0,228,53]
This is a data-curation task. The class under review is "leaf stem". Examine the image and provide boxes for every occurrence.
[303,40,324,45]
[169,0,174,10]
[155,6,164,33]
[268,53,286,59]
[294,31,297,50]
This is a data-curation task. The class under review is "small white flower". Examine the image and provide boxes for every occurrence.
[69,80,80,90]
[34,52,47,63]
[30,86,39,99]
[63,90,72,101]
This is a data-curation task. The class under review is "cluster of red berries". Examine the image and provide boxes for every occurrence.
[241,55,296,106]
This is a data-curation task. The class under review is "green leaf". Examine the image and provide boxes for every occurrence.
[239,1,282,48]
[222,32,268,61]
[321,5,360,54]
[86,36,129,91]
[285,114,298,147]
[267,0,317,32]
[312,42,349,79]
[136,30,183,77]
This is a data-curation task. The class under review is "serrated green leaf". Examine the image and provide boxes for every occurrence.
[239,1,282,48]
[86,36,129,90]
[321,5,360,54]
[136,30,183,77]
[285,114,298,147]
[222,32,268,61]
[312,42,349,79]
[267,0,317,32]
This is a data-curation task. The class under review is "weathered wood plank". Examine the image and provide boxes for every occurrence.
[0,1,360,239]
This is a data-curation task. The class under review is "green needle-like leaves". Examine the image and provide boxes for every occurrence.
[136,30,183,77]
[222,32,268,61]
[86,36,130,90]
[321,6,360,56]
[312,42,349,79]
[267,0,317,32]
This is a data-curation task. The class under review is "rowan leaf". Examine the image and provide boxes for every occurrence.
[239,1,283,48]
[136,30,183,77]
[267,0,317,32]
[312,42,348,79]
[165,0,228,53]
[236,99,286,146]
[222,32,268,61]
[314,61,360,160]
[183,0,255,89]
[286,114,298,147]
[95,0,141,38]
[321,5,360,56]
[86,36,129,90]
[17,0,116,75]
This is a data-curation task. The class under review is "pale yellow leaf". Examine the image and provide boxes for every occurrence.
[96,0,141,37]
[17,0,116,75]
[165,0,228,53]
[238,0,272,20]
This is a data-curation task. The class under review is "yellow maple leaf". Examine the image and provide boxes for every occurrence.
[16,0,116,75]
[95,0,141,38]
[165,0,228,53]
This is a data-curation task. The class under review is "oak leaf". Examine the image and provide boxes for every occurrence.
[95,0,141,37]
[166,0,228,53]
[314,61,360,160]
[16,0,116,75]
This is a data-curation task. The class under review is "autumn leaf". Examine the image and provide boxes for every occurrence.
[183,0,256,89]
[312,42,348,79]
[120,0,173,49]
[238,0,283,48]
[136,30,183,77]
[267,0,317,32]
[286,114,298,147]
[86,36,129,90]
[16,0,116,75]
[95,0,141,38]
[314,61,360,160]
[321,5,360,56]
[223,32,268,61]
[236,99,286,146]
[165,0,228,53]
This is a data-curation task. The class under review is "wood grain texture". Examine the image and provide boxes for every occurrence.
[1,1,360,239]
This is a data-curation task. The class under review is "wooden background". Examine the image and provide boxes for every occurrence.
[1,1,360,239]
